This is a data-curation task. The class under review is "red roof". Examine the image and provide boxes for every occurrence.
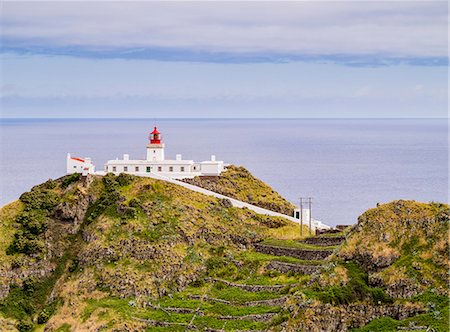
[151,127,160,134]
[71,157,85,163]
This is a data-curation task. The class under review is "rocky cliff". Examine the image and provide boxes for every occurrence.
[0,173,448,332]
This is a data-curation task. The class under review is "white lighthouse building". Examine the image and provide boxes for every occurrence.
[67,127,225,179]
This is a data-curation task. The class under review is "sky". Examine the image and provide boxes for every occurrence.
[0,1,448,118]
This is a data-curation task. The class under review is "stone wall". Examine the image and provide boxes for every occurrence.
[254,244,333,260]
[265,261,321,275]
[303,236,345,246]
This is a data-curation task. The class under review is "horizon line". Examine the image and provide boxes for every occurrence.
[0,117,448,121]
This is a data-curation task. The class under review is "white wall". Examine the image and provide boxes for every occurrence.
[66,153,95,174]
[200,162,224,176]
[146,144,165,161]
[105,163,194,175]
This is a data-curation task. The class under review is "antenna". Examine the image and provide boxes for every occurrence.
[299,197,313,237]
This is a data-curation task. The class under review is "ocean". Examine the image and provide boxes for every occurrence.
[0,118,447,226]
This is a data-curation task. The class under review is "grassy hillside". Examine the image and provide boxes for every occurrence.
[340,200,449,298]
[0,173,303,331]
[0,173,448,332]
[183,165,297,215]
[281,200,449,332]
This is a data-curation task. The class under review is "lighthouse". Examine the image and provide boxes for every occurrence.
[146,127,165,161]
[68,125,225,179]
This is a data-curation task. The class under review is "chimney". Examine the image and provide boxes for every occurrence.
[176,154,182,161]
[211,155,216,161]
[123,154,129,161]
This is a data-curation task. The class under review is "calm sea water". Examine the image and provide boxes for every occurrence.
[0,118,448,226]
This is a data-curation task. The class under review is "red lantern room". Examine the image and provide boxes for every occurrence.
[149,127,161,144]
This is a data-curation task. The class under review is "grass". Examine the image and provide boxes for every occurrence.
[0,249,72,322]
[238,249,326,265]
[266,223,309,240]
[54,323,72,332]
[183,165,297,215]
[2,175,448,331]
[157,293,280,315]
[0,201,23,260]
[82,295,270,331]
[209,284,285,303]
[261,238,338,251]
[350,317,400,332]
[146,327,185,332]
[304,262,392,305]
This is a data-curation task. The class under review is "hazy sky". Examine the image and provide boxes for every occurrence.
[1,1,448,118]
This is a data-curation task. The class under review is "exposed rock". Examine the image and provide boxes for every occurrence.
[341,249,400,271]
[53,192,94,234]
[283,301,426,332]
[219,198,233,208]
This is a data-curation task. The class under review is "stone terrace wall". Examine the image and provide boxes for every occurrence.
[265,261,321,275]
[254,244,333,260]
[303,236,345,246]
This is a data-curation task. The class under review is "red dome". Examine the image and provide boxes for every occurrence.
[149,126,161,144]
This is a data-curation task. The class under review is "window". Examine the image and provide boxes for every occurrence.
[180,167,185,172]
[124,166,128,172]
[135,166,139,172]
[112,166,117,172]
[153,150,156,154]
[73,166,77,169]
[158,166,162,172]
[169,166,173,172]
[146,166,151,173]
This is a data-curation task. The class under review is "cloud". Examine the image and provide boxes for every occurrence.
[1,1,448,65]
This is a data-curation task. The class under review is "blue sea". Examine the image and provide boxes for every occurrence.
[0,118,448,226]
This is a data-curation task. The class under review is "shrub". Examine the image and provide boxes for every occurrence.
[11,256,23,269]
[22,277,37,294]
[68,258,80,273]
[20,189,59,212]
[7,233,45,256]
[190,279,205,288]
[61,173,81,188]
[102,173,119,191]
[128,198,141,208]
[311,262,392,305]
[17,320,34,332]
[37,309,50,324]
[116,173,134,186]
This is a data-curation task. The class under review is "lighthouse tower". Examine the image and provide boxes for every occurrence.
[146,127,165,161]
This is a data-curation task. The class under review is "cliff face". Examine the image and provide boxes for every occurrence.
[183,165,297,216]
[0,173,448,332]
[282,200,449,332]
[340,201,449,298]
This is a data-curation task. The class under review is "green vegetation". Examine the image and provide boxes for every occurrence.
[0,172,448,331]
[184,165,297,215]
[6,183,60,257]
[54,323,72,332]
[306,262,392,305]
[261,238,338,251]
[352,292,449,332]
[340,200,449,295]
[61,173,81,188]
